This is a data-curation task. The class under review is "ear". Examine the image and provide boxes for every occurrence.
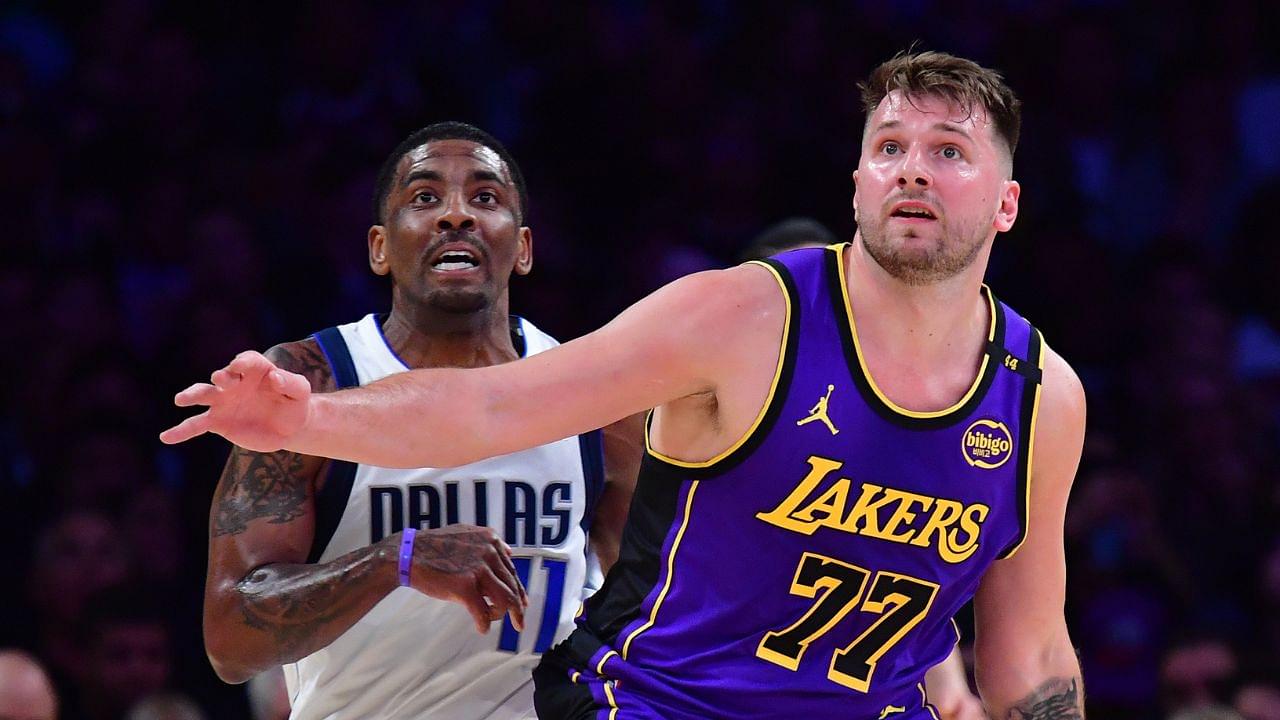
[851,170,861,224]
[993,180,1020,233]
[513,226,533,276]
[369,225,390,275]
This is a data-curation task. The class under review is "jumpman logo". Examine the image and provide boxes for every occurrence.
[796,384,839,435]
[878,706,906,719]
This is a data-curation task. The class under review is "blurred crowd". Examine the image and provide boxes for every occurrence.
[1,1,1278,718]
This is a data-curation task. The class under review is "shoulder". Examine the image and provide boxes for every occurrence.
[1038,343,1086,433]
[264,337,338,393]
[657,262,788,327]
[1030,341,1086,494]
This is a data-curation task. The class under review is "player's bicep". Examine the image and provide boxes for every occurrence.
[478,265,781,450]
[206,447,325,578]
[207,338,336,582]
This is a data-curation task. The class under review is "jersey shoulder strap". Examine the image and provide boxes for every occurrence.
[307,326,361,562]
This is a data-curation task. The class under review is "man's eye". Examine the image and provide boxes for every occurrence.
[474,191,497,204]
[883,142,900,155]
[415,191,438,203]
[941,146,961,160]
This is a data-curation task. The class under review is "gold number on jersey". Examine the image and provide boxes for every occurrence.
[756,553,939,692]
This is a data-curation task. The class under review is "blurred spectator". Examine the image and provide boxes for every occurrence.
[737,216,837,263]
[0,650,58,720]
[1236,684,1280,720]
[124,693,206,720]
[1168,708,1246,720]
[1162,639,1240,713]
[68,588,174,720]
[26,511,131,681]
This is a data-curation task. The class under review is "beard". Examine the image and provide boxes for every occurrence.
[857,209,988,286]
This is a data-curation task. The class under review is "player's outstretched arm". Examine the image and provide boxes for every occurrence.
[973,346,1086,719]
[204,342,526,685]
[164,266,771,468]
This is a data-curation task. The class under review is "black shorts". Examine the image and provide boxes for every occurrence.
[533,630,608,720]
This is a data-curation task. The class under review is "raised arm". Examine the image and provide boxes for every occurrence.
[203,341,525,684]
[973,346,1086,718]
[163,265,776,468]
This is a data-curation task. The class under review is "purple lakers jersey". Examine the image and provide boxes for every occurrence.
[539,244,1044,719]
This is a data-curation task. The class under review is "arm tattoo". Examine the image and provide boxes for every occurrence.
[235,543,391,659]
[1005,678,1083,719]
[211,339,334,537]
[212,450,309,536]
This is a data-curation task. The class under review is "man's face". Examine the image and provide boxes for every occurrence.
[853,90,1019,285]
[370,139,531,314]
[91,622,169,709]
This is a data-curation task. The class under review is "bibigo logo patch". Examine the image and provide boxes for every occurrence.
[961,419,1013,469]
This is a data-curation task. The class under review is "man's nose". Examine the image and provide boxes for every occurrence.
[897,148,932,188]
[436,193,476,231]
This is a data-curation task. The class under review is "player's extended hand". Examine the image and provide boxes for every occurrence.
[404,525,529,634]
[159,351,312,451]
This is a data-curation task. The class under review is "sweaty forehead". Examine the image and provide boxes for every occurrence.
[398,139,511,182]
[870,90,993,135]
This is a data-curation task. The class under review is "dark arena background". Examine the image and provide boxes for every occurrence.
[2,2,1280,719]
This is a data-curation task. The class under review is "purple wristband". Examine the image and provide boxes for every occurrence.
[398,528,416,587]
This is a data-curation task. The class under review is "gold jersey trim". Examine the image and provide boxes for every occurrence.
[619,480,702,659]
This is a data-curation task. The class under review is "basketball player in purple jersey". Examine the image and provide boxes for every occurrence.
[164,52,1086,718]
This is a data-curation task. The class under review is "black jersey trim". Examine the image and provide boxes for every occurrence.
[641,257,801,479]
[825,244,1005,431]
[577,429,605,537]
[307,327,361,564]
[577,454,690,646]
[998,325,1044,560]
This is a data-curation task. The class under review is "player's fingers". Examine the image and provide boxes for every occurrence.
[227,350,273,379]
[493,541,525,606]
[228,349,265,367]
[174,383,219,407]
[488,547,524,606]
[269,368,311,400]
[159,411,212,444]
[210,368,241,388]
[480,569,524,633]
[462,591,491,634]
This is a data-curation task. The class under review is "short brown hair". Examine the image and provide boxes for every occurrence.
[860,50,1022,161]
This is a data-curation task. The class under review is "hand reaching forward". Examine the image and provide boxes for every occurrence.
[160,351,312,451]
[403,525,529,634]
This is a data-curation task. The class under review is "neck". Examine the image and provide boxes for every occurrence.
[382,292,519,369]
[845,234,993,367]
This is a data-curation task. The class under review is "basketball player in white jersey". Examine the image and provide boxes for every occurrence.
[199,122,640,720]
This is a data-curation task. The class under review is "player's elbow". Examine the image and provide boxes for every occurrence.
[974,625,1078,701]
[207,651,255,685]
[204,631,257,685]
[203,602,265,684]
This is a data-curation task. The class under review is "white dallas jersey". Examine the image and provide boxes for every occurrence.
[283,313,604,720]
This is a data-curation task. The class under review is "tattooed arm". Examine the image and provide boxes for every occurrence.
[203,340,525,684]
[974,347,1086,719]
